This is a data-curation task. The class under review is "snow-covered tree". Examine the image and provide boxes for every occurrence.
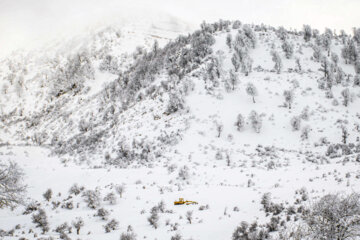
[235,114,245,131]
[312,45,322,62]
[354,74,360,87]
[271,51,282,74]
[277,26,288,40]
[248,111,262,133]
[231,53,240,72]
[290,116,301,131]
[281,41,294,59]
[241,54,253,76]
[341,88,350,107]
[303,25,312,42]
[228,69,239,90]
[226,34,232,50]
[283,90,294,109]
[0,161,26,208]
[167,91,185,114]
[355,60,360,74]
[246,83,258,103]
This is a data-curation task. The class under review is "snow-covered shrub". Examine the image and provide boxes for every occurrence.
[32,209,49,233]
[55,222,71,234]
[171,233,182,240]
[248,111,262,133]
[283,90,294,109]
[281,41,294,59]
[82,189,101,209]
[354,75,360,87]
[96,208,110,221]
[104,219,119,233]
[147,212,159,229]
[43,189,52,202]
[103,192,117,205]
[232,221,270,240]
[23,202,40,215]
[235,114,245,131]
[301,125,311,140]
[69,183,84,196]
[178,165,190,181]
[120,230,137,240]
[167,91,185,114]
[290,116,301,131]
[341,88,350,107]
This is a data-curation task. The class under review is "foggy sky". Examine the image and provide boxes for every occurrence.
[1,0,359,57]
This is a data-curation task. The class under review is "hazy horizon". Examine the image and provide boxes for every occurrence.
[1,0,359,57]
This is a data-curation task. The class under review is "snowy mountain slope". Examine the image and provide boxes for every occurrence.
[1,20,360,240]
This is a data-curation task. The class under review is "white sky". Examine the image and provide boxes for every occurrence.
[0,0,359,57]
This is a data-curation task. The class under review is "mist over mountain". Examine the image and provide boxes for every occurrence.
[1,3,360,239]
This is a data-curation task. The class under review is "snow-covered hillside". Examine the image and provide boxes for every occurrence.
[1,20,360,240]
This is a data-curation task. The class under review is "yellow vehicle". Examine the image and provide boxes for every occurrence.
[174,198,198,205]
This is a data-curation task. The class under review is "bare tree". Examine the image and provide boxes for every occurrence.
[72,217,84,235]
[0,161,26,208]
[186,211,193,224]
[115,184,125,198]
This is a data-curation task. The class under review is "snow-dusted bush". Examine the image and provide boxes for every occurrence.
[178,165,190,181]
[82,189,101,209]
[96,208,110,220]
[171,233,182,240]
[147,212,159,229]
[32,209,49,233]
[103,192,117,205]
[301,125,311,140]
[69,183,84,196]
[248,111,262,133]
[120,230,137,240]
[167,91,185,114]
[283,90,294,109]
[43,189,52,202]
[235,114,245,131]
[104,219,119,233]
[232,221,270,240]
[290,116,301,131]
